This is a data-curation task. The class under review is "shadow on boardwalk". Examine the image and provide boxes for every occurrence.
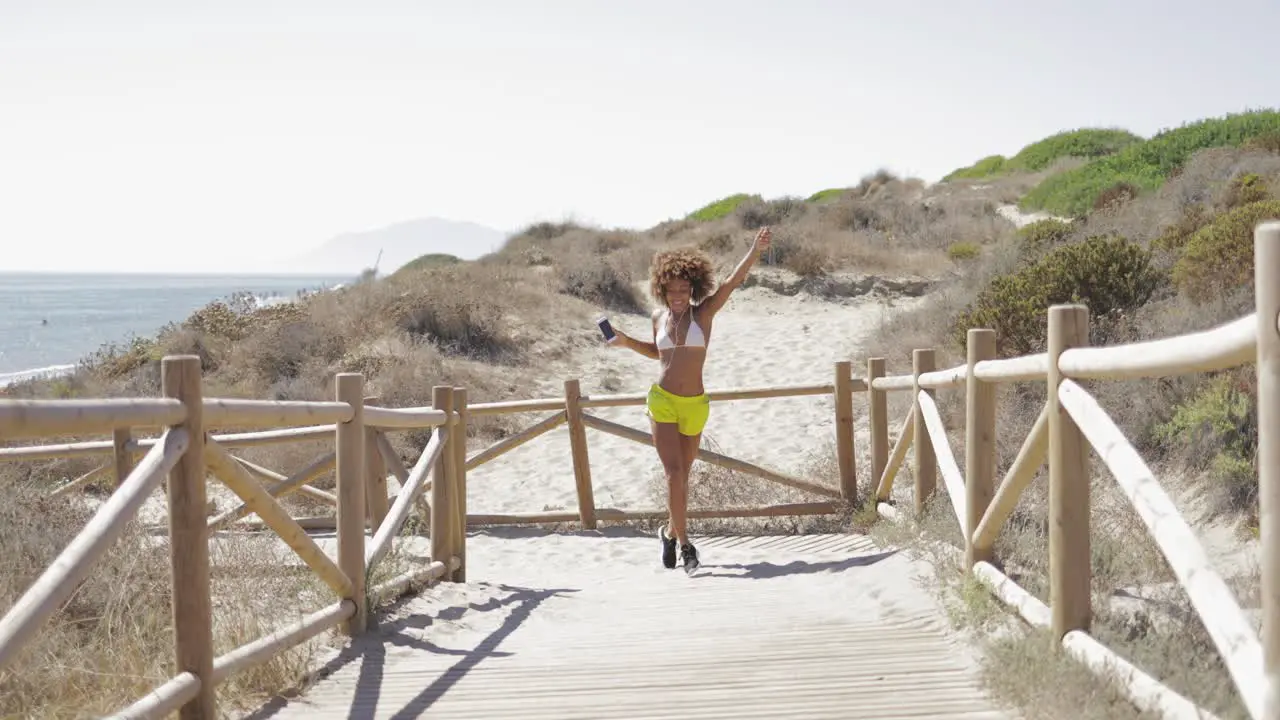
[694,549,898,579]
[242,584,577,720]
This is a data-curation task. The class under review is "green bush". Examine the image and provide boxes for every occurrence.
[1220,173,1270,209]
[1016,218,1073,257]
[947,241,981,261]
[1155,372,1257,515]
[942,128,1141,182]
[687,193,761,222]
[1007,128,1141,175]
[1020,109,1280,217]
[942,154,1007,181]
[1172,199,1280,301]
[952,235,1164,356]
[806,188,847,203]
[394,253,461,276]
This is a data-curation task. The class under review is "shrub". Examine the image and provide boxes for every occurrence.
[736,196,807,229]
[806,188,847,203]
[1092,181,1140,211]
[389,279,515,360]
[952,235,1164,356]
[1006,128,1142,172]
[687,193,760,222]
[1151,203,1213,254]
[1220,172,1270,210]
[1016,218,1073,255]
[557,255,645,313]
[394,253,461,276]
[1155,371,1257,517]
[766,230,828,277]
[1172,199,1280,301]
[1020,109,1280,217]
[1245,131,1280,154]
[942,129,1141,183]
[947,241,981,261]
[942,154,1007,182]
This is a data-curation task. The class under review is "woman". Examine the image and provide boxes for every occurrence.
[607,226,771,573]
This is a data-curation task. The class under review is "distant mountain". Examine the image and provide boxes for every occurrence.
[283,217,510,275]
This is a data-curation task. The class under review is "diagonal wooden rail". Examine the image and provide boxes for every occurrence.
[0,220,1276,718]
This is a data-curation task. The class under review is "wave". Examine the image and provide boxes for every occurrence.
[0,363,77,389]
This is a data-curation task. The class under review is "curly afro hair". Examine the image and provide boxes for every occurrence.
[649,247,717,306]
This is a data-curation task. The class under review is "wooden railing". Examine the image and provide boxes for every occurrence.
[0,350,862,717]
[865,221,1280,720]
[1,221,1276,718]
[0,365,464,718]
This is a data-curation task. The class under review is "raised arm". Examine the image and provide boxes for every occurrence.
[701,226,771,316]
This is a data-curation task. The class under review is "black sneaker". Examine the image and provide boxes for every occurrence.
[658,524,677,569]
[680,542,700,575]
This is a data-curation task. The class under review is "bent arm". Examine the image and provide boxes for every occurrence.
[618,331,660,360]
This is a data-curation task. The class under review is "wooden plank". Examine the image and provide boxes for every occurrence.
[0,398,185,439]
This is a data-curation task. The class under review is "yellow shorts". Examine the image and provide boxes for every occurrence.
[646,384,710,436]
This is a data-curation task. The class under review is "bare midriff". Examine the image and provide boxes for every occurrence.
[655,306,712,397]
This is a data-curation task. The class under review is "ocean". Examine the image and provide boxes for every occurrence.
[0,272,352,387]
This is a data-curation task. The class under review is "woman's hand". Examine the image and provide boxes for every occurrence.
[606,329,630,348]
[753,226,772,255]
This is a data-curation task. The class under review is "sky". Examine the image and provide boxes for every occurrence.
[1,0,1278,273]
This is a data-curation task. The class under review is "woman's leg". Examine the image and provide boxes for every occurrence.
[651,418,689,544]
[680,431,701,477]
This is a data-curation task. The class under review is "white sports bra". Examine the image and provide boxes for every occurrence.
[655,309,706,351]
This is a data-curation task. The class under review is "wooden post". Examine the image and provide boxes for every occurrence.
[430,386,456,578]
[1048,305,1091,640]
[1255,220,1280,716]
[912,349,937,516]
[452,387,468,582]
[335,374,366,635]
[833,361,857,504]
[867,358,889,500]
[965,329,997,568]
[162,356,215,719]
[363,396,389,530]
[564,379,597,530]
[112,426,135,489]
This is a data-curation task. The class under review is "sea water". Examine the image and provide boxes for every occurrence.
[0,272,351,387]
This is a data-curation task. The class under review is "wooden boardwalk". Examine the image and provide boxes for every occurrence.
[241,531,1015,720]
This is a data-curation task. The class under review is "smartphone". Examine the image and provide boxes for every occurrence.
[596,315,616,341]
